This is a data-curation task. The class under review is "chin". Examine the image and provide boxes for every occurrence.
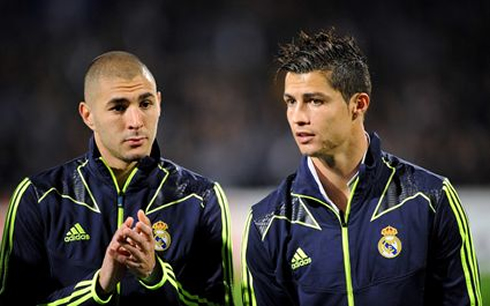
[123,152,148,163]
[298,146,318,157]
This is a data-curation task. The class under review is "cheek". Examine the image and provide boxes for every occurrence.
[286,110,294,125]
[148,114,160,128]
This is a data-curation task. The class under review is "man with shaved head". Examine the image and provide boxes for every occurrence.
[0,51,235,305]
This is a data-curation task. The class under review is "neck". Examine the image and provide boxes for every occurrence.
[94,137,140,189]
[111,162,138,189]
[311,131,368,211]
[314,132,367,179]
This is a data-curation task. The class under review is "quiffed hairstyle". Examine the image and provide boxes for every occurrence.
[277,28,372,102]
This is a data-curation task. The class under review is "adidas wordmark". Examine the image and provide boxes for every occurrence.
[291,247,312,270]
[64,223,90,242]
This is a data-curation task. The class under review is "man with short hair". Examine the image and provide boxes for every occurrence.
[241,29,482,305]
[0,51,234,305]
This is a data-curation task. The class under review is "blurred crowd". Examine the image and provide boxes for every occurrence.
[0,0,489,200]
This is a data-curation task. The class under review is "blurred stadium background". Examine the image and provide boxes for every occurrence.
[0,0,488,302]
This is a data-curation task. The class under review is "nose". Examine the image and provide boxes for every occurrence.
[127,106,144,129]
[289,103,309,126]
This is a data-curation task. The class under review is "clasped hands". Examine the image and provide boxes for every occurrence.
[99,209,156,293]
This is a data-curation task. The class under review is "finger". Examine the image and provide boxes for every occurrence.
[134,221,153,239]
[124,216,134,228]
[114,217,134,242]
[137,210,151,226]
[117,229,155,261]
[121,227,147,245]
[107,217,137,258]
[117,242,146,263]
[120,231,153,256]
[109,227,127,252]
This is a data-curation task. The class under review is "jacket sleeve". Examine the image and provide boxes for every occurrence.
[0,178,114,305]
[241,210,295,306]
[147,183,235,306]
[424,180,482,305]
[0,178,50,304]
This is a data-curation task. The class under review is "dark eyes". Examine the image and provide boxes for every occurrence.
[110,100,153,112]
[140,99,152,108]
[110,104,127,112]
[284,98,324,106]
[310,99,324,105]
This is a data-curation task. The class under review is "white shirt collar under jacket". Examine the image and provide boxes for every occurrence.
[307,132,370,213]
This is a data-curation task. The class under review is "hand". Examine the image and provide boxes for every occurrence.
[118,210,156,279]
[99,216,134,293]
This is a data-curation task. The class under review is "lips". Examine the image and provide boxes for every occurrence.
[125,136,147,146]
[295,131,314,144]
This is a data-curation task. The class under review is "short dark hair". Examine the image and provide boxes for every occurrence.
[83,51,156,103]
[277,28,371,102]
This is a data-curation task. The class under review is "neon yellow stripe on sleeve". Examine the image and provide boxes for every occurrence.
[443,181,482,305]
[213,183,234,305]
[241,211,257,306]
[0,178,31,295]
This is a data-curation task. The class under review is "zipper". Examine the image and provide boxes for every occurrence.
[117,193,124,228]
[339,176,360,306]
[99,158,139,301]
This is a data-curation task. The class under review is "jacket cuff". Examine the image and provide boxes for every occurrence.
[139,256,168,290]
[93,270,113,304]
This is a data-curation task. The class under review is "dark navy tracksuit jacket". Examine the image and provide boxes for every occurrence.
[0,138,234,305]
[242,133,481,306]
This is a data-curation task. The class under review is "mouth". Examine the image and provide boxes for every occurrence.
[295,132,314,144]
[124,136,148,147]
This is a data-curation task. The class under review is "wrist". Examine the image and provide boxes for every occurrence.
[96,272,114,301]
[140,261,162,285]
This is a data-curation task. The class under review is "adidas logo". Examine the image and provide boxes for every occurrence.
[64,223,90,243]
[291,247,312,270]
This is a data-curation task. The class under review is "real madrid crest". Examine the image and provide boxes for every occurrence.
[378,226,402,259]
[152,221,171,251]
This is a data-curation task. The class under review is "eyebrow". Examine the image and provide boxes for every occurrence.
[283,92,328,100]
[107,92,155,105]
[138,92,155,101]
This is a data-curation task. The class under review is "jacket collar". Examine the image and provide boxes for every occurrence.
[291,132,384,201]
[87,135,162,186]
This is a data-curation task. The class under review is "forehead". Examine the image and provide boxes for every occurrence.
[99,73,156,89]
[89,74,156,104]
[284,71,333,93]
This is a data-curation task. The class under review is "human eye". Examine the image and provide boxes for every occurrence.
[310,98,324,106]
[284,98,296,107]
[140,99,153,109]
[110,103,127,112]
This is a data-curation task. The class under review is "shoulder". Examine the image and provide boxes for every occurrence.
[252,174,295,215]
[383,152,445,185]
[159,158,217,197]
[249,174,298,238]
[381,151,448,204]
[27,155,89,194]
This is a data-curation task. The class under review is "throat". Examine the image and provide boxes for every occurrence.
[311,157,356,213]
[321,174,350,212]
[113,162,138,190]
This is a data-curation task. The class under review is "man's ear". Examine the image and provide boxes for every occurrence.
[79,101,95,131]
[351,93,370,120]
[157,91,162,116]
